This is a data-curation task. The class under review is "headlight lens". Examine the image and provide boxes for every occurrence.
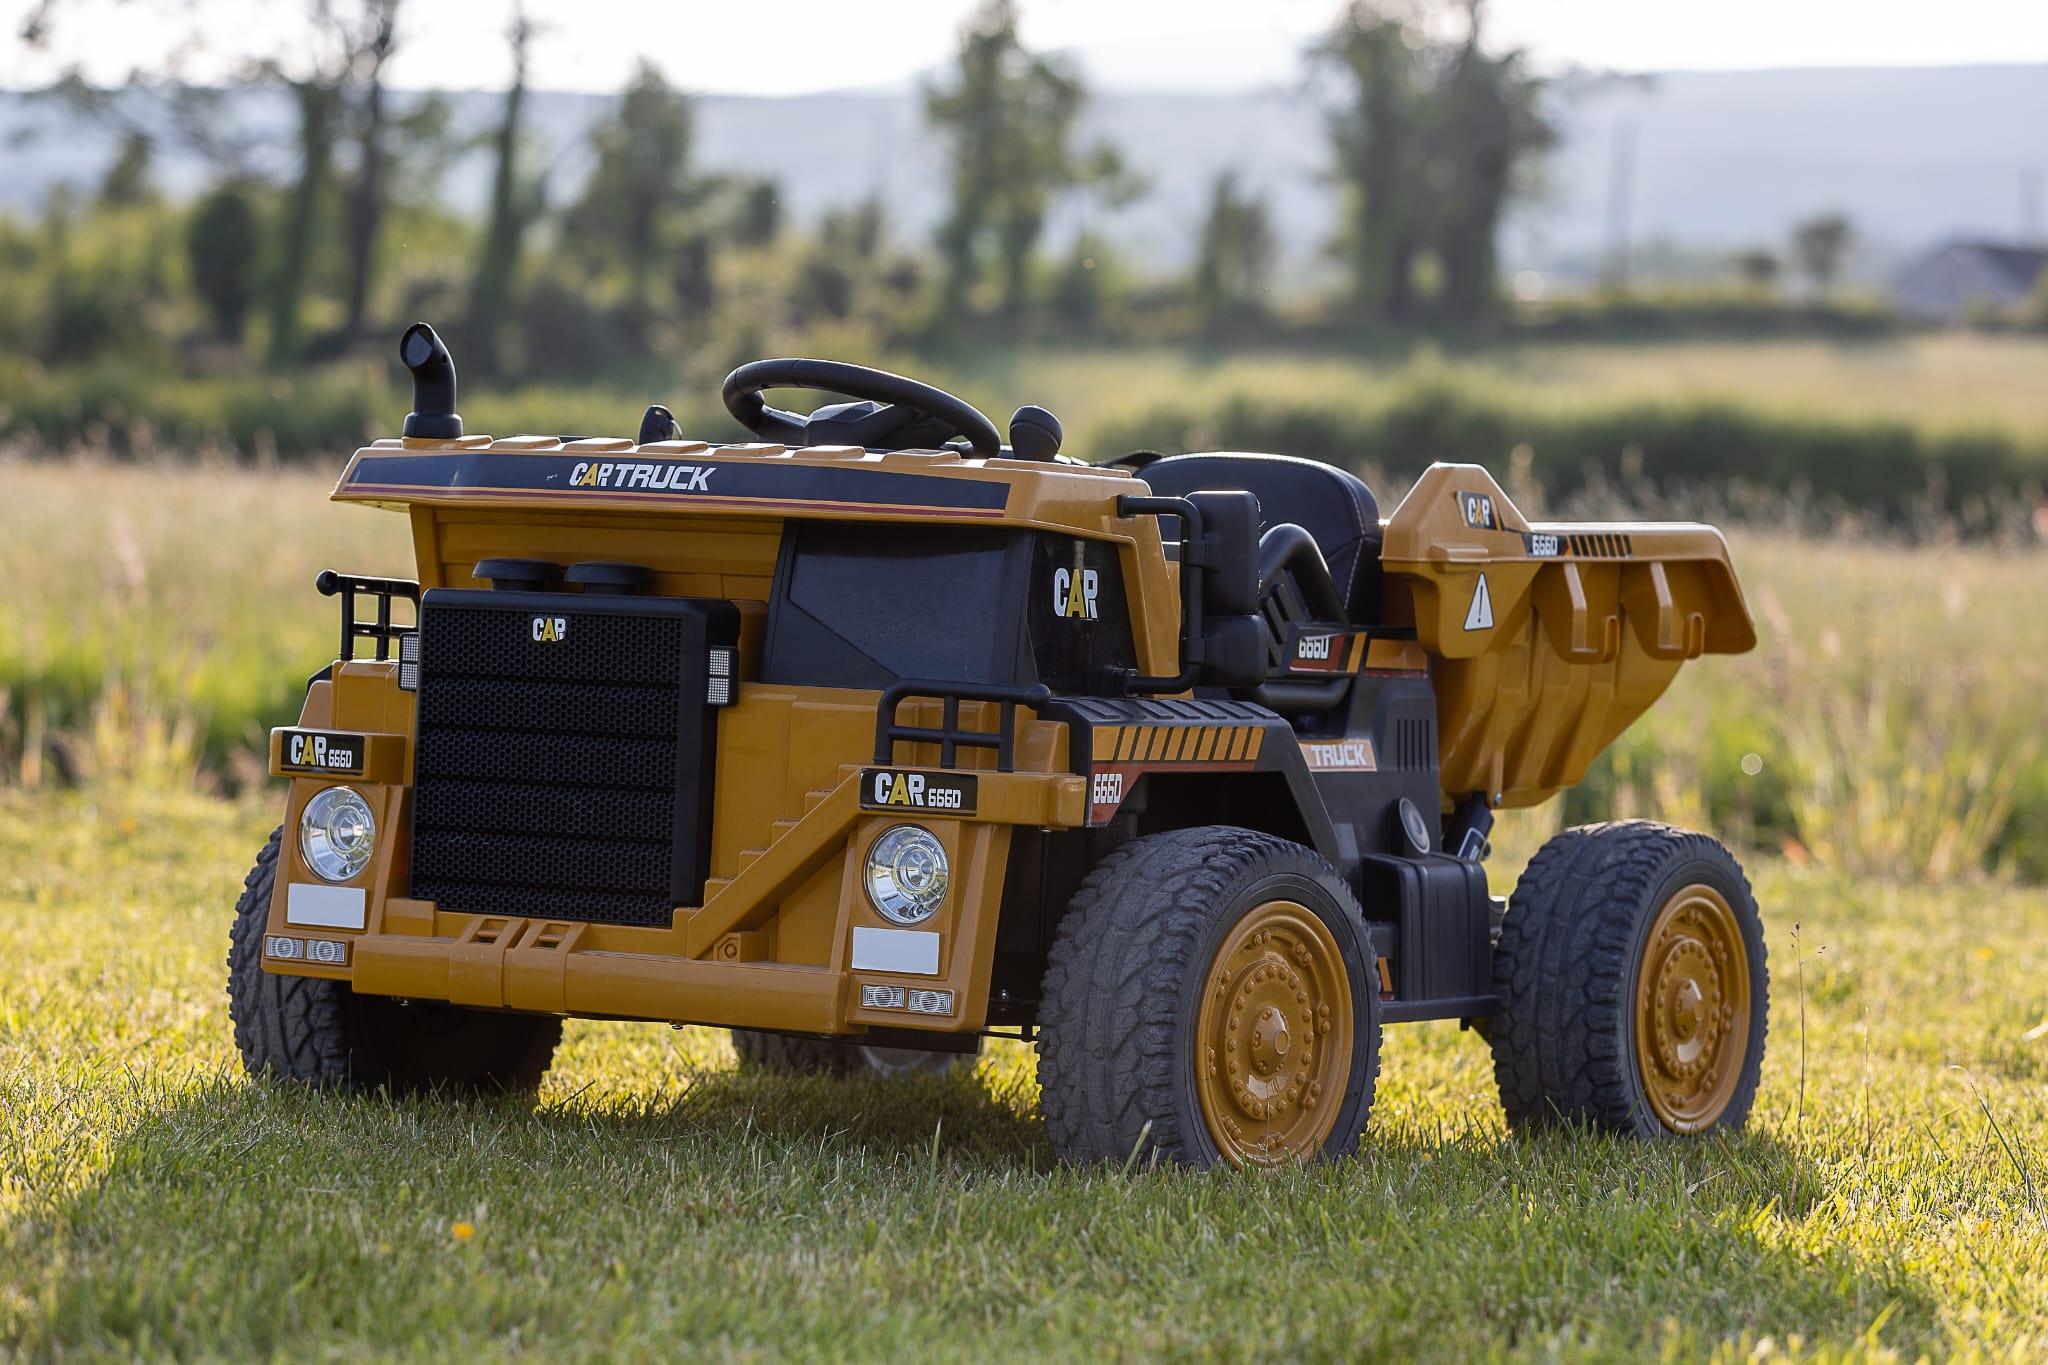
[864,825,949,925]
[300,786,376,882]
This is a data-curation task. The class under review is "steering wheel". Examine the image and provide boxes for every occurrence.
[722,358,1006,459]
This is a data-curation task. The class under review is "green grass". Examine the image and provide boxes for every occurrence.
[0,459,411,782]
[951,333,2048,450]
[6,459,2043,881]
[5,786,2048,1359]
[1,435,2045,1357]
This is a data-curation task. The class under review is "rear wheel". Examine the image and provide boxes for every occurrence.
[1489,821,1767,1137]
[729,1029,977,1077]
[1036,826,1381,1169]
[227,828,560,1093]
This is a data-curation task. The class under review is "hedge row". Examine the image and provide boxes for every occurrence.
[1095,385,2048,532]
[7,362,2047,532]
[0,362,738,461]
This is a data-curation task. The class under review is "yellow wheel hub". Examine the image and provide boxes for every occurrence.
[1633,883,1752,1132]
[1195,900,1354,1167]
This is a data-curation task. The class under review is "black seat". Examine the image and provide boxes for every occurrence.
[1139,453,1383,624]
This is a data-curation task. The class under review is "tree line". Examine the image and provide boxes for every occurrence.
[13,0,1859,387]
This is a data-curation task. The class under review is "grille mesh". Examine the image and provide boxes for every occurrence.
[409,597,689,927]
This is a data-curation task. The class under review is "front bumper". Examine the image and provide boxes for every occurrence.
[265,754,1085,1037]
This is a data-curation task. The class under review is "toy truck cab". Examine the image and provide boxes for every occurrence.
[230,326,1767,1167]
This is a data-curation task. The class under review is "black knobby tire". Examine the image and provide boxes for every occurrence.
[1035,826,1382,1169]
[1489,821,1768,1138]
[227,828,561,1093]
[729,1029,976,1078]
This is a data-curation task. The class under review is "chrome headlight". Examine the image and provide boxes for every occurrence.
[864,825,949,925]
[300,786,376,882]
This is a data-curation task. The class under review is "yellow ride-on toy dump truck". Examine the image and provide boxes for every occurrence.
[230,324,1765,1168]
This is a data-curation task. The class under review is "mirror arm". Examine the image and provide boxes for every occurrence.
[1117,494,1207,694]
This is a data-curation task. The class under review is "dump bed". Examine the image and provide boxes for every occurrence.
[1378,465,1755,810]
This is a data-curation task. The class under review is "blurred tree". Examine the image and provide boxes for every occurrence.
[465,5,544,376]
[267,78,339,364]
[732,180,783,248]
[337,0,402,345]
[1316,0,1552,328]
[37,184,176,361]
[833,200,886,260]
[1048,234,1110,332]
[793,201,885,322]
[262,2,422,363]
[672,232,716,317]
[1191,170,1276,337]
[567,62,701,336]
[1733,247,1781,292]
[97,131,157,208]
[28,1,447,359]
[1792,212,1854,300]
[1428,2,1553,326]
[1314,1,1425,325]
[924,0,1136,323]
[186,181,263,341]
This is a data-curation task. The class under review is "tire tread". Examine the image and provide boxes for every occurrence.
[1036,825,1381,1167]
[1489,820,1767,1136]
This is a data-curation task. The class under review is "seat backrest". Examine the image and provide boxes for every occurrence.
[1138,453,1383,624]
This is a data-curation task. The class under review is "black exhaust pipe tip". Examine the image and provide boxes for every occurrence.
[400,321,463,440]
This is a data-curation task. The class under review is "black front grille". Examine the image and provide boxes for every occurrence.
[408,589,732,927]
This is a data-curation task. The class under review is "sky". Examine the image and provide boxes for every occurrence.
[6,0,2048,93]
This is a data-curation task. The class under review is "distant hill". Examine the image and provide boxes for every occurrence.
[5,64,2045,282]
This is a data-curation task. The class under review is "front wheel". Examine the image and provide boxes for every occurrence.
[1036,826,1382,1169]
[226,828,561,1093]
[1489,821,1768,1137]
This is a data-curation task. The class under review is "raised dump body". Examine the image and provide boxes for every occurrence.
[1378,464,1756,810]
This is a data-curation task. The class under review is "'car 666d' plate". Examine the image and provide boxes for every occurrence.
[860,768,977,815]
[276,729,367,776]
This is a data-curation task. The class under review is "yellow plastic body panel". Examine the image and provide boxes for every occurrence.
[334,433,1185,677]
[264,661,1085,1035]
[1380,464,1755,810]
[266,436,1121,1036]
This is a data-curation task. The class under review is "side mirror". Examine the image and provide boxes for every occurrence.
[1182,492,1264,689]
[1116,489,1267,695]
[1196,612,1267,689]
[1186,490,1259,616]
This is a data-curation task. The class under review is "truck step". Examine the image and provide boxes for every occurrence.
[701,845,766,906]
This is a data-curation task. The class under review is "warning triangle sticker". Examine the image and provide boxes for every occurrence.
[1464,573,1494,631]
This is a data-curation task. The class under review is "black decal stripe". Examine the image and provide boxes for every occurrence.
[342,452,1011,514]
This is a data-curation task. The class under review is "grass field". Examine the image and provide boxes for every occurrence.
[2,449,2046,1357]
[956,332,2048,449]
[5,458,2043,878]
[4,787,2047,1359]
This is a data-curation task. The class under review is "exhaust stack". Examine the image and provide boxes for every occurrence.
[400,322,463,440]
